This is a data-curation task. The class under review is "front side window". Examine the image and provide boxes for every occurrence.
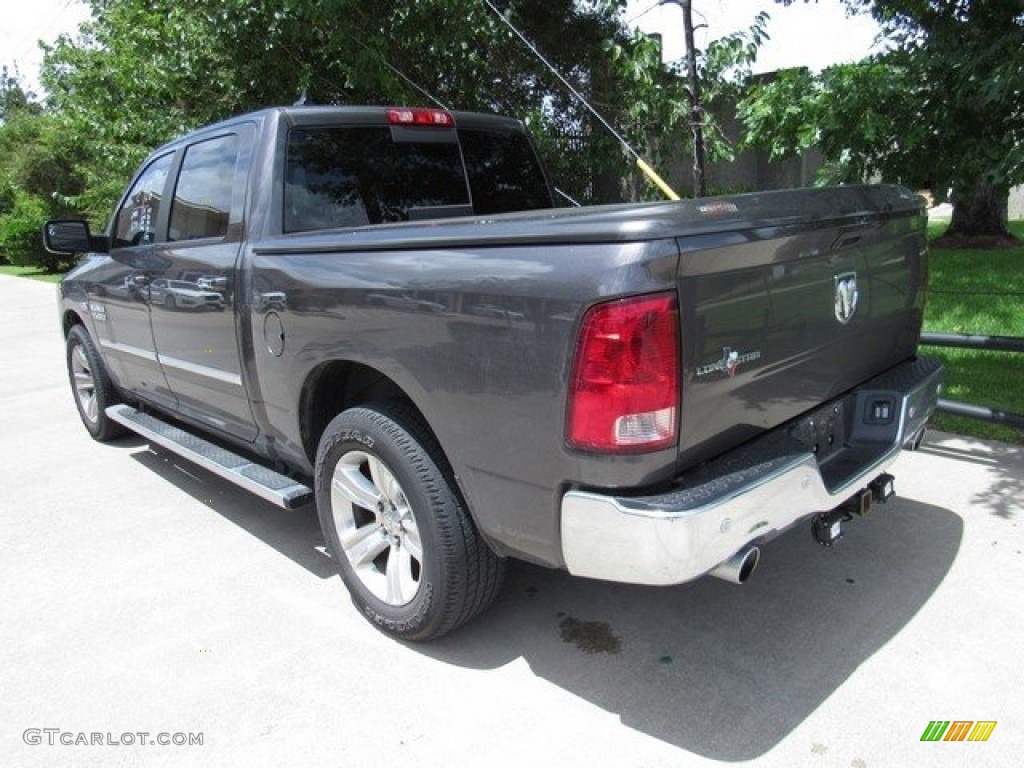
[285,126,469,233]
[169,134,239,241]
[113,153,173,248]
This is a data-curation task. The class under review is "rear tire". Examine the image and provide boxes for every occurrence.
[66,324,127,441]
[315,403,504,641]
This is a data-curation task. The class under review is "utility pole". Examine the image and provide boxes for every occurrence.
[680,0,707,197]
[661,0,707,196]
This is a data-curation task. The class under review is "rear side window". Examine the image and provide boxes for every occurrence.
[458,128,553,214]
[169,134,239,241]
[285,126,470,232]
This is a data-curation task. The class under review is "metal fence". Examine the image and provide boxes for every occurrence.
[919,332,1024,429]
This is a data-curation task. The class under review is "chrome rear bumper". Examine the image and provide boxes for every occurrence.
[560,356,943,585]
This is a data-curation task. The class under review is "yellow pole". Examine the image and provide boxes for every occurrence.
[635,157,680,201]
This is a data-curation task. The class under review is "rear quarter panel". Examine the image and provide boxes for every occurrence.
[246,238,681,564]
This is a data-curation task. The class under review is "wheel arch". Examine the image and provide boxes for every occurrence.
[297,359,506,562]
[62,308,86,338]
[299,360,441,470]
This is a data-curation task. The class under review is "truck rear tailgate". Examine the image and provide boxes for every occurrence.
[675,187,928,467]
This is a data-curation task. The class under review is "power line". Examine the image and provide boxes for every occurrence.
[481,0,679,200]
[273,25,449,111]
[377,57,450,110]
[626,0,664,25]
[10,0,80,70]
[483,0,635,160]
[346,5,450,109]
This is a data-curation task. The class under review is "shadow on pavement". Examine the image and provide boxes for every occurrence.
[125,442,961,760]
[129,447,333,579]
[421,497,962,761]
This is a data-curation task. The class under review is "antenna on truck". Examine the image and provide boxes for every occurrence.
[482,0,680,201]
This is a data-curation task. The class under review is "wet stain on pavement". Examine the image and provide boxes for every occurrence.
[558,616,622,655]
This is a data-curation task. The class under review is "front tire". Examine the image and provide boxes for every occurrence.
[66,324,127,441]
[315,404,504,641]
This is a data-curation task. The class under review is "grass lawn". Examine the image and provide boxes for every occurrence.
[923,219,1024,444]
[0,265,64,284]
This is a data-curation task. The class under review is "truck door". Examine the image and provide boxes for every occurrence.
[94,152,178,410]
[148,126,258,441]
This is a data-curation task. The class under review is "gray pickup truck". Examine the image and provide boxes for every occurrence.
[45,105,942,640]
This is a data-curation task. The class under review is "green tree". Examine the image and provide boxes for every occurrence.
[0,69,83,271]
[42,0,706,216]
[609,7,768,199]
[1,65,41,121]
[742,1,1024,246]
[739,60,931,184]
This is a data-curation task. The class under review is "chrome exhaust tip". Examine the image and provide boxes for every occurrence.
[708,545,760,585]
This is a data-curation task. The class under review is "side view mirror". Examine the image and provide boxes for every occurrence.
[42,220,110,255]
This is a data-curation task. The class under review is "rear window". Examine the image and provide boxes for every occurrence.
[284,123,552,233]
[458,128,552,214]
[285,126,469,232]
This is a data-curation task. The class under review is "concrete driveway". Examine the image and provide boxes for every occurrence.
[1,273,1021,767]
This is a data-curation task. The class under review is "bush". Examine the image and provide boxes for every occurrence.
[0,188,71,273]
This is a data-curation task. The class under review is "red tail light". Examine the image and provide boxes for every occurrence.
[386,107,454,126]
[567,292,680,453]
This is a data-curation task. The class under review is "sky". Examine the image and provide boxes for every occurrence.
[2,1,881,96]
[2,0,92,95]
[627,0,882,73]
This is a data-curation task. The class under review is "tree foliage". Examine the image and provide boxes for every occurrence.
[606,8,768,198]
[742,0,1024,243]
[38,0,714,216]
[33,0,771,220]
[0,68,83,271]
[740,60,929,184]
